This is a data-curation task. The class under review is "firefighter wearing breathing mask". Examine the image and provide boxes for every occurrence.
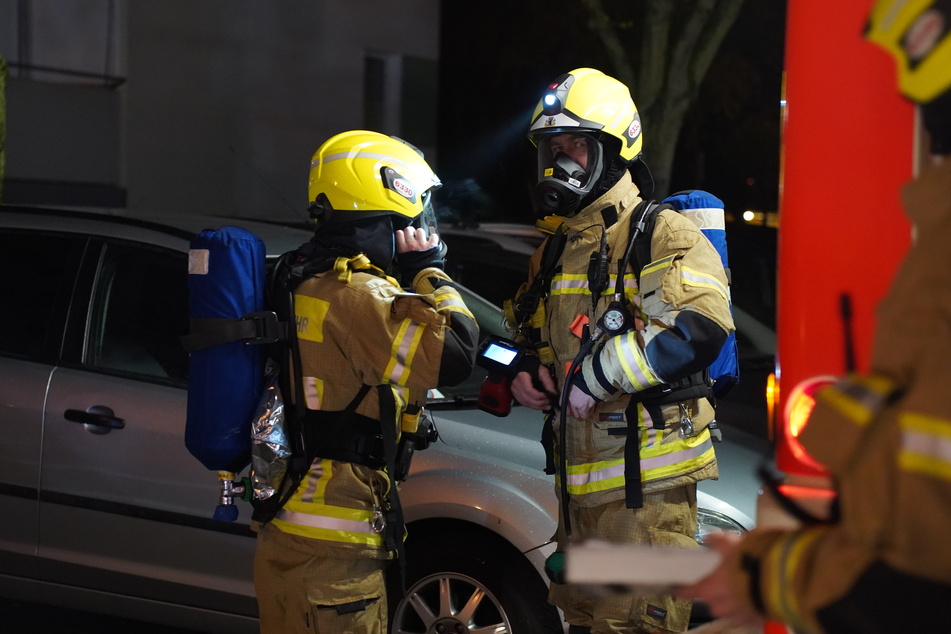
[505,68,734,633]
[677,2,951,632]
[252,130,477,634]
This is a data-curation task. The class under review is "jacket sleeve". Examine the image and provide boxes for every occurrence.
[726,511,951,634]
[725,376,951,633]
[408,267,479,387]
[579,210,734,401]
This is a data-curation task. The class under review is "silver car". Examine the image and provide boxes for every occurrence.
[0,206,768,633]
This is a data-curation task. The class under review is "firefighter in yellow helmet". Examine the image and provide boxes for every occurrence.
[252,131,477,634]
[678,2,951,632]
[505,68,734,633]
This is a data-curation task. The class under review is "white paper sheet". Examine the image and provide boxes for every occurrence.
[566,540,721,588]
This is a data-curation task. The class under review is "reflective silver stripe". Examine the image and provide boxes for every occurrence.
[567,435,713,488]
[681,265,728,300]
[903,430,951,461]
[566,461,625,486]
[614,333,662,391]
[900,412,951,481]
[303,376,321,410]
[681,208,725,231]
[275,509,378,535]
[551,275,589,294]
[641,436,714,472]
[385,321,424,385]
[314,150,413,171]
[435,294,474,317]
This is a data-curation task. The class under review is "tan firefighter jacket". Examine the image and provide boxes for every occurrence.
[726,158,951,634]
[509,172,734,509]
[270,256,477,558]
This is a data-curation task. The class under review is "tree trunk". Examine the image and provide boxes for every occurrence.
[581,0,746,199]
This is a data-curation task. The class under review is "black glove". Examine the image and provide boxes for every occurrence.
[396,244,445,284]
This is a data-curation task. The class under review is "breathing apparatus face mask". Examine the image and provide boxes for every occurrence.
[533,131,604,216]
[407,193,439,240]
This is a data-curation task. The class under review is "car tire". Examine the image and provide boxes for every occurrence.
[391,523,561,634]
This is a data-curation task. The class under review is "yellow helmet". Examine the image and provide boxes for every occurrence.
[307,130,442,228]
[865,0,951,104]
[527,68,643,215]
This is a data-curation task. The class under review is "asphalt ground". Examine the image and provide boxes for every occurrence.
[0,599,205,634]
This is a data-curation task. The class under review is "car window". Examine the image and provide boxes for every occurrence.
[0,230,81,360]
[431,285,511,402]
[86,241,189,383]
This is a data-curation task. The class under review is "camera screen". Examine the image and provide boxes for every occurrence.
[483,342,518,366]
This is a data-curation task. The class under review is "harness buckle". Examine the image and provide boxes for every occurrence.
[370,505,386,533]
[241,311,281,344]
[678,403,695,439]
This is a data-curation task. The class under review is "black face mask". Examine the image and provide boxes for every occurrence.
[314,215,396,270]
[922,90,951,157]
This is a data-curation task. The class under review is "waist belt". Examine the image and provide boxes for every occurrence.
[302,409,385,469]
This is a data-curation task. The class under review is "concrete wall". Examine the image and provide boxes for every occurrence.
[0,0,440,221]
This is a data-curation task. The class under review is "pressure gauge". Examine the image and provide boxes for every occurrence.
[598,301,631,336]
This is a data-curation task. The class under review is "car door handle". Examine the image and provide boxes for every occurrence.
[64,406,126,432]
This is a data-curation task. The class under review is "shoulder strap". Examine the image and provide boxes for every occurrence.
[630,202,660,284]
[511,223,568,326]
[614,200,661,294]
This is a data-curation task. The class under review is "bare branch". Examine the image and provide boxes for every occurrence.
[581,0,635,88]
[689,0,746,83]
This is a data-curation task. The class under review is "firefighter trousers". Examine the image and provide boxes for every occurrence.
[254,521,388,634]
[549,485,699,634]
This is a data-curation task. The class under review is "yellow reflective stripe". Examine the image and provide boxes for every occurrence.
[384,320,426,386]
[294,294,330,343]
[818,374,897,427]
[611,273,639,292]
[551,273,638,297]
[613,332,663,391]
[432,287,476,319]
[435,296,475,319]
[681,265,728,300]
[566,459,625,494]
[272,510,383,546]
[564,432,714,495]
[274,459,383,546]
[642,255,675,277]
[302,375,324,410]
[640,430,715,481]
[295,458,330,504]
[551,273,590,295]
[899,412,951,482]
[765,528,823,632]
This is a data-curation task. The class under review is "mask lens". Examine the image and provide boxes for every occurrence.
[538,133,599,187]
[411,196,439,239]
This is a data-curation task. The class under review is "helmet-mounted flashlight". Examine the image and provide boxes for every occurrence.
[541,76,573,116]
[542,92,561,115]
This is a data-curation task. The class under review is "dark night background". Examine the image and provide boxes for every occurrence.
[436,0,784,328]
[436,1,786,226]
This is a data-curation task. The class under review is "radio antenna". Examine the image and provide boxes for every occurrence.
[840,292,856,373]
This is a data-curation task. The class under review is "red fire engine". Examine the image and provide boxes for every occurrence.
[762,0,918,631]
